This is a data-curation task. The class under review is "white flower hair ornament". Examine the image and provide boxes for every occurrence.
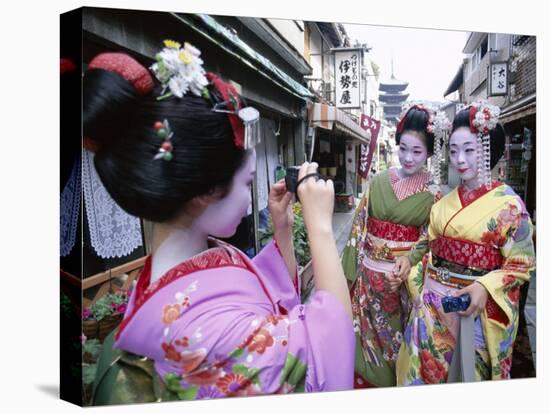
[150,40,210,100]
[148,40,261,156]
[468,100,501,189]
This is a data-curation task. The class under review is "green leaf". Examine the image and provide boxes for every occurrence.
[82,364,97,385]
[280,353,307,386]
[229,348,244,359]
[233,364,250,377]
[487,218,498,232]
[177,386,198,401]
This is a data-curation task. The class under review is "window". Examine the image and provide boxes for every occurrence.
[471,36,488,73]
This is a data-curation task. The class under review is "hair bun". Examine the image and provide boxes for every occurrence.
[88,53,154,94]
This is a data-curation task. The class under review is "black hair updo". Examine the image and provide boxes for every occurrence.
[395,106,435,155]
[83,67,246,223]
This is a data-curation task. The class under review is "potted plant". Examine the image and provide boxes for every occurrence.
[82,290,129,342]
[82,335,102,405]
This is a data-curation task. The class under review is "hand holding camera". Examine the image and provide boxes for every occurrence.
[441,294,471,313]
[293,162,334,237]
[444,281,489,317]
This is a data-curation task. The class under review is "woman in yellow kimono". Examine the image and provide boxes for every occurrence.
[396,101,535,385]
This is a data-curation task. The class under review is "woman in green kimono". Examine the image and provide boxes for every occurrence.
[341,104,450,388]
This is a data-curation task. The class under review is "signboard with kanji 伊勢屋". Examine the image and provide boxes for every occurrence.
[334,48,362,109]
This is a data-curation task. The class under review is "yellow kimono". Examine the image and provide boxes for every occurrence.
[396,182,535,384]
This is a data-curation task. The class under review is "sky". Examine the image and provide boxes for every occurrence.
[344,23,469,103]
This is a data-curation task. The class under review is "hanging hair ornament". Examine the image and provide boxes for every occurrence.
[468,100,500,189]
[398,102,450,195]
[208,73,261,150]
[153,119,174,161]
[430,110,452,194]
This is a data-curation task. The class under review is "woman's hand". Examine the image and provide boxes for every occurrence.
[386,273,403,293]
[297,162,335,236]
[268,179,294,236]
[455,282,489,317]
[392,256,411,282]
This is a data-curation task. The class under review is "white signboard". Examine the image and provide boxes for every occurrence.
[488,62,508,96]
[334,48,362,109]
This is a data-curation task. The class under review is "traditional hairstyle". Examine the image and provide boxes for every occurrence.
[83,43,258,223]
[451,101,505,187]
[396,105,435,155]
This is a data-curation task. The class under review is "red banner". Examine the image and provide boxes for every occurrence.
[358,114,381,178]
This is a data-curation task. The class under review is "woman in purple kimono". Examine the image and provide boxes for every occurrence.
[85,41,353,404]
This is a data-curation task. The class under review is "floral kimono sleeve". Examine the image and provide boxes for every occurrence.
[341,190,369,284]
[253,240,300,310]
[404,223,429,301]
[407,222,429,266]
[477,199,535,329]
[405,209,438,299]
[147,268,354,399]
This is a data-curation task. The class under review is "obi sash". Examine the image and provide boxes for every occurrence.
[428,235,503,289]
[362,217,420,271]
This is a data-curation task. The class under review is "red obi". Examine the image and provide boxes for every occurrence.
[430,235,503,271]
[367,217,420,242]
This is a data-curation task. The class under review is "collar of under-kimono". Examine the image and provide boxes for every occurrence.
[116,238,269,340]
[457,180,504,207]
[389,167,431,201]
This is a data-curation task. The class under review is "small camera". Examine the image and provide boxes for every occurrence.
[284,166,301,195]
[441,294,471,313]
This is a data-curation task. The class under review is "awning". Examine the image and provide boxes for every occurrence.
[308,103,370,144]
[170,13,314,100]
[443,63,464,97]
[499,93,536,124]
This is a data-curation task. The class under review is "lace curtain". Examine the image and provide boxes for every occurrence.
[60,156,81,257]
[81,149,143,259]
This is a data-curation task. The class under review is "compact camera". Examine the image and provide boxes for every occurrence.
[284,166,301,196]
[441,294,471,313]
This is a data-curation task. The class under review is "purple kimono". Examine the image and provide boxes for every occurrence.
[115,239,354,399]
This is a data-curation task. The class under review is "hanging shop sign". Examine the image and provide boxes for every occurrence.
[488,61,508,97]
[334,48,362,109]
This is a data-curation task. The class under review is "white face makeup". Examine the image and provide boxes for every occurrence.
[449,127,480,185]
[195,149,256,238]
[398,132,429,176]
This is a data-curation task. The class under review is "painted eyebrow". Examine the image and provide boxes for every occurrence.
[450,141,476,147]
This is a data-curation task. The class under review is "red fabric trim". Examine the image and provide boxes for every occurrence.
[457,181,503,208]
[485,295,509,325]
[430,236,503,270]
[116,242,278,339]
[206,72,244,149]
[389,168,431,201]
[367,217,420,242]
[60,58,76,75]
[354,372,377,389]
[469,106,478,134]
[88,52,154,95]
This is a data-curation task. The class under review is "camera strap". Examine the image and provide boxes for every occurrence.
[447,314,476,383]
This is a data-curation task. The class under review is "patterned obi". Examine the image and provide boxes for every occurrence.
[363,217,420,267]
[427,235,503,288]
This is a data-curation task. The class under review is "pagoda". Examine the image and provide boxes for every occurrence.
[379,61,409,124]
